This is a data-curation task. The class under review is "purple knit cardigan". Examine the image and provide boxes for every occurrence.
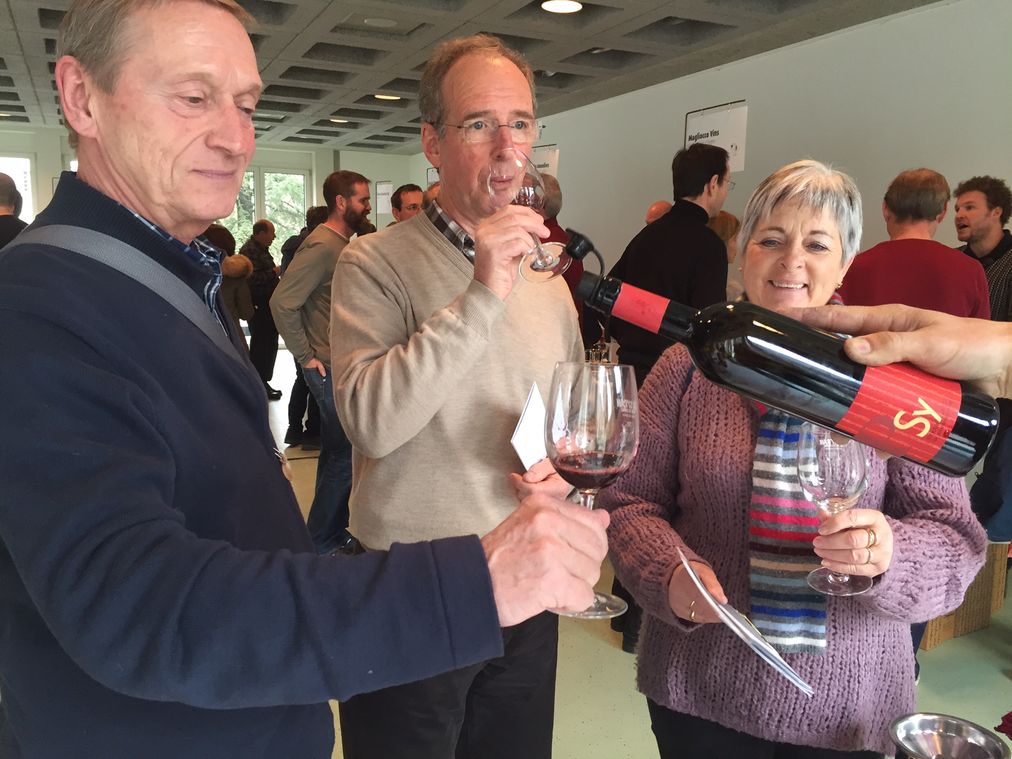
[598,345,988,755]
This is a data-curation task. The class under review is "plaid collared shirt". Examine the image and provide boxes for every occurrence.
[128,210,226,332]
[425,201,476,262]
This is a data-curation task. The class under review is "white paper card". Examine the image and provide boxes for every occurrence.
[511,383,548,471]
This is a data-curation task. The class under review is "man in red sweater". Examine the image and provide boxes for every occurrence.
[840,168,990,319]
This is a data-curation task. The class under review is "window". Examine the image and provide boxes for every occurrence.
[0,156,34,221]
[219,168,307,263]
[221,171,256,249]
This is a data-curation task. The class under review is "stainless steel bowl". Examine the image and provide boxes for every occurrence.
[891,713,1011,759]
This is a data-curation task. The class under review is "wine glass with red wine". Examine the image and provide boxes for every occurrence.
[546,361,639,619]
[486,146,572,283]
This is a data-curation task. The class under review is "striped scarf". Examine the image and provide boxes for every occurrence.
[748,409,827,655]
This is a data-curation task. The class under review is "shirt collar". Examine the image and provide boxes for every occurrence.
[425,201,476,262]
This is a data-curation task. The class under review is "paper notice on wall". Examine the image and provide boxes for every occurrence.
[426,166,440,187]
[532,144,560,177]
[375,180,393,215]
[685,101,748,172]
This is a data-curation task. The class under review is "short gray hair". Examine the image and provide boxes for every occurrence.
[737,160,863,265]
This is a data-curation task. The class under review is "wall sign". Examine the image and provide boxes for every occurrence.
[684,100,748,172]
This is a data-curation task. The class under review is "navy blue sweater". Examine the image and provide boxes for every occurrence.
[0,174,502,758]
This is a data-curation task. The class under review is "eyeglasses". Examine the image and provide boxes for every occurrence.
[441,118,542,144]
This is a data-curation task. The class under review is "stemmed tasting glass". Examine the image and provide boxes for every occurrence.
[486,146,573,283]
[796,423,872,596]
[546,361,639,618]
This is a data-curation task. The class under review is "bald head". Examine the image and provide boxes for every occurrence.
[645,200,672,224]
[0,172,18,212]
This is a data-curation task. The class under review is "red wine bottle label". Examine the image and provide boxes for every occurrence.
[613,285,669,334]
[837,364,961,462]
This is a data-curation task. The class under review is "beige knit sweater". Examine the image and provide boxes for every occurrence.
[330,213,582,549]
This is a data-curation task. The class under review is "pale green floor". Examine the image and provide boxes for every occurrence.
[268,350,1011,759]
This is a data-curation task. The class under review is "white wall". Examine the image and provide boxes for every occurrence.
[0,127,70,221]
[542,0,1012,269]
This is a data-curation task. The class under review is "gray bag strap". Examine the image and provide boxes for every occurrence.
[8,224,243,364]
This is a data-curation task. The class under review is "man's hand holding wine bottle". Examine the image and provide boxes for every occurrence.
[793,303,1012,400]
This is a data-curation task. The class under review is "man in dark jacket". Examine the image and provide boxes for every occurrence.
[591,143,731,385]
[593,143,731,652]
[0,2,608,757]
[240,218,282,398]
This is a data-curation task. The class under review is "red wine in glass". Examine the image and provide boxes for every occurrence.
[486,146,572,283]
[553,452,628,491]
[546,361,639,619]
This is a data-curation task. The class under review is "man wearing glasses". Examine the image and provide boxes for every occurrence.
[388,182,424,224]
[330,34,583,759]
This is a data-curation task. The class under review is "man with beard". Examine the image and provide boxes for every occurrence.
[271,170,371,554]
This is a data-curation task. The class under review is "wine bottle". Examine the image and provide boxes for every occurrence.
[575,272,999,477]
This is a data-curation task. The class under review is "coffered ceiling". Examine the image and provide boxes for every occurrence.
[0,0,937,155]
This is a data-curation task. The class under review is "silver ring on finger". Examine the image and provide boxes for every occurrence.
[864,547,873,565]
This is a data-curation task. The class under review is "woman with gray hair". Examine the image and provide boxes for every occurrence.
[598,160,986,758]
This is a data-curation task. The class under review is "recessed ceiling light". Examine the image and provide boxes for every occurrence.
[374,94,401,101]
[0,113,10,118]
[329,118,349,123]
[363,17,397,28]
[541,0,583,13]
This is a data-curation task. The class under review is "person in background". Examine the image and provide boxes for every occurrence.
[601,143,731,386]
[954,175,1012,323]
[645,199,672,225]
[0,2,608,757]
[707,210,743,301]
[279,205,328,449]
[281,205,328,273]
[423,179,441,208]
[600,160,986,758]
[0,172,28,247]
[390,183,423,224]
[271,171,371,556]
[240,218,282,399]
[330,33,582,759]
[203,223,253,347]
[540,172,588,344]
[593,143,732,653]
[840,169,990,319]
[951,175,1012,552]
[838,167,993,676]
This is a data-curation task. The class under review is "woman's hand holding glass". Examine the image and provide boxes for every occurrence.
[812,504,894,579]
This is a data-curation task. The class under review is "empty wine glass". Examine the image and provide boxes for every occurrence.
[546,361,639,618]
[796,424,872,596]
[486,146,572,283]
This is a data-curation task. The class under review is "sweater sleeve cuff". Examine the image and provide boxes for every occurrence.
[429,535,504,665]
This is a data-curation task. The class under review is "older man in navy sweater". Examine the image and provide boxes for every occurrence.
[0,1,608,757]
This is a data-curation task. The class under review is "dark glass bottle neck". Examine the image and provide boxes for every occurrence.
[659,299,697,341]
